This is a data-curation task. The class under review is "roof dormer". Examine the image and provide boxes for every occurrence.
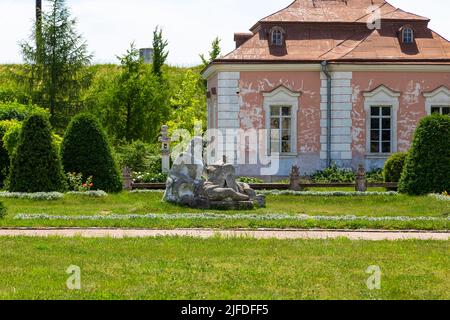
[269,26,285,46]
[400,25,415,44]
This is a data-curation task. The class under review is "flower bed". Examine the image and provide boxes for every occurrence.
[0,192,64,201]
[0,191,107,200]
[66,191,108,197]
[13,213,449,222]
[258,190,399,196]
[429,193,450,201]
[130,189,165,194]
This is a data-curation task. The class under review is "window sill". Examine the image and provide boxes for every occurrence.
[365,153,391,159]
[268,153,297,159]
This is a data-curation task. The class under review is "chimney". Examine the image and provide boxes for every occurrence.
[234,33,253,49]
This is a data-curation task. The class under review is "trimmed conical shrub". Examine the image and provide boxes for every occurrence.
[0,121,15,187]
[384,152,407,183]
[398,114,450,195]
[61,114,122,193]
[8,113,66,192]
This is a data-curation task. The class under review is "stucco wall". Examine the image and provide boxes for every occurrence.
[351,72,450,169]
[207,68,450,178]
[238,71,321,176]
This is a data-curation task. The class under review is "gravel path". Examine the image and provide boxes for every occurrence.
[0,228,448,241]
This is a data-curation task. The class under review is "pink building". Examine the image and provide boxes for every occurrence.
[202,0,450,179]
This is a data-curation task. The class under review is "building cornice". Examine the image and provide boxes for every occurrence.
[202,63,450,79]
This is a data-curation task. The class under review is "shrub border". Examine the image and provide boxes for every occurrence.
[0,191,107,200]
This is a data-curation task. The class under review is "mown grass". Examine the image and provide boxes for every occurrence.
[0,237,447,300]
[0,192,449,230]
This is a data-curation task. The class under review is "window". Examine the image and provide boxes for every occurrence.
[270,106,292,153]
[402,27,414,44]
[263,86,300,156]
[431,106,450,115]
[370,106,392,154]
[363,85,400,156]
[424,87,450,115]
[271,29,283,46]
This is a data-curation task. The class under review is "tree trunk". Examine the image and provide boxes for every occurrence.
[35,0,43,64]
[126,102,132,141]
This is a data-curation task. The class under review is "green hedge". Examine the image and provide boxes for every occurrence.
[0,201,6,218]
[399,114,450,195]
[0,102,47,121]
[61,114,122,193]
[0,120,19,187]
[384,152,407,183]
[8,113,66,192]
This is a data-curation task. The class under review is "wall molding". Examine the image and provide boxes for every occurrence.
[423,86,450,115]
[263,85,301,155]
[363,85,400,156]
[202,63,450,79]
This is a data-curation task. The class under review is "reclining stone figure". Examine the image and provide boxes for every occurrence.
[164,138,265,209]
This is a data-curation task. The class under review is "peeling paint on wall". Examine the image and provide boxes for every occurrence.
[239,71,321,155]
[352,72,450,164]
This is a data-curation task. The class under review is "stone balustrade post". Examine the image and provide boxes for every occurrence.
[290,165,301,191]
[355,164,367,192]
[122,166,133,191]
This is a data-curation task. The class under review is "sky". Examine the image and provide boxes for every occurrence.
[0,0,449,66]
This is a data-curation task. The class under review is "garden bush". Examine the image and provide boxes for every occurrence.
[0,201,6,218]
[0,120,18,187]
[2,121,62,167]
[399,114,450,195]
[61,113,122,193]
[132,172,168,183]
[239,177,264,184]
[384,152,408,183]
[0,102,47,121]
[311,163,355,183]
[8,113,66,192]
[366,169,384,183]
[116,140,156,173]
[2,121,22,156]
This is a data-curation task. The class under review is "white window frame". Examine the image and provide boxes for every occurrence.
[431,106,450,115]
[369,106,393,154]
[423,86,450,115]
[269,105,294,155]
[263,86,300,156]
[402,27,414,44]
[363,85,400,157]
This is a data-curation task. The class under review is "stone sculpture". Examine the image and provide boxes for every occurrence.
[164,139,265,210]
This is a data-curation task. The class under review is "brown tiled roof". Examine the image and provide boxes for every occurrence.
[255,0,429,27]
[218,0,450,63]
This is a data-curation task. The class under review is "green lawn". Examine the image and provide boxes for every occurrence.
[0,237,447,300]
[0,192,449,230]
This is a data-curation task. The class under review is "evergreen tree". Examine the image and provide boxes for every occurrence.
[152,26,169,78]
[200,37,222,67]
[399,114,450,195]
[61,114,123,193]
[20,0,92,126]
[8,113,66,192]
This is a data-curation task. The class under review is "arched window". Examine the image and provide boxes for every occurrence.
[402,27,414,44]
[271,28,284,46]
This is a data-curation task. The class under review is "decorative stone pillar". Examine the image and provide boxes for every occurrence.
[355,164,367,192]
[290,165,301,191]
[122,166,133,190]
[159,125,171,173]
